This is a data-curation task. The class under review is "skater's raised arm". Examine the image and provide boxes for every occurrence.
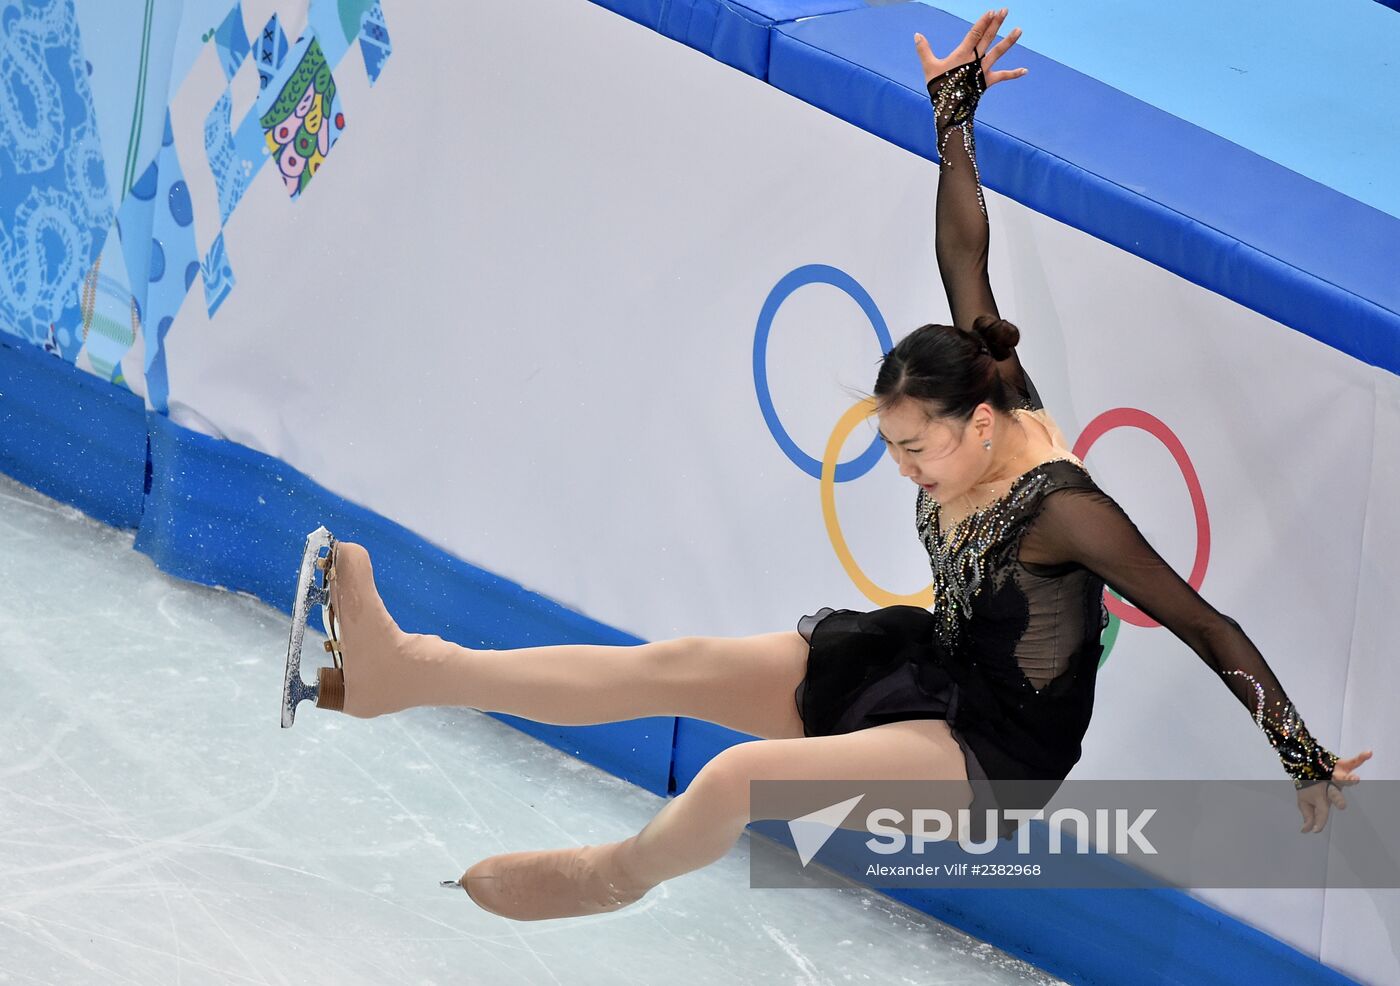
[916,11,1033,403]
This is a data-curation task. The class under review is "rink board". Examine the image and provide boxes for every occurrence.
[2,0,1398,984]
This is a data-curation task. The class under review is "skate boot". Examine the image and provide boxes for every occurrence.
[280,528,420,726]
[443,837,653,921]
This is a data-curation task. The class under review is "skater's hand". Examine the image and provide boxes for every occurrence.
[1296,749,1372,834]
[914,8,1027,89]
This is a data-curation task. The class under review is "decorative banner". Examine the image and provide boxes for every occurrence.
[358,2,392,85]
[259,33,346,200]
[255,13,290,91]
[73,224,140,388]
[209,2,251,83]
[203,88,250,225]
[140,111,199,413]
[0,0,112,360]
[200,231,235,317]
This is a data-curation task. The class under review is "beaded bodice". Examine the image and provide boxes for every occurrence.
[911,455,1337,787]
[916,458,1078,652]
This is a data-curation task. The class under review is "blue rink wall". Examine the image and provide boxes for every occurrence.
[3,0,1396,982]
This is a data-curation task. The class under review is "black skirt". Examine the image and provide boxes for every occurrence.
[792,605,992,790]
[793,605,1069,842]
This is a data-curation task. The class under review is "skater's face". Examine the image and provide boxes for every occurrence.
[877,399,1004,504]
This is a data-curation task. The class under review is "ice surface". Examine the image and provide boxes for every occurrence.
[0,472,1065,985]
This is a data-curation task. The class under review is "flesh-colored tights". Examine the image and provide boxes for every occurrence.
[326,543,971,891]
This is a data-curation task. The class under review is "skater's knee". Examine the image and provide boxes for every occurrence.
[685,740,772,812]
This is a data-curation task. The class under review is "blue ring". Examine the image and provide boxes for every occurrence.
[753,265,894,481]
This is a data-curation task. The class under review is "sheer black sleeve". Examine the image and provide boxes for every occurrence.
[1019,485,1340,788]
[926,55,1033,407]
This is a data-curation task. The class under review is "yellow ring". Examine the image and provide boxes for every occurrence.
[821,399,935,608]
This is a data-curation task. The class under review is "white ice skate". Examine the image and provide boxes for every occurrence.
[281,526,341,727]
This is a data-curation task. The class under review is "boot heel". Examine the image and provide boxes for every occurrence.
[317,666,346,711]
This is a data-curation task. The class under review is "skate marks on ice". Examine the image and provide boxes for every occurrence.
[0,473,1066,986]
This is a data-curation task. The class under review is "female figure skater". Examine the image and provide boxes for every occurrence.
[284,9,1370,920]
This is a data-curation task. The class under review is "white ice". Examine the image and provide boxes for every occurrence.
[0,472,1065,986]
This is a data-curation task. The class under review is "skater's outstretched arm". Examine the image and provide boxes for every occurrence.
[916,10,1033,404]
[1019,485,1372,832]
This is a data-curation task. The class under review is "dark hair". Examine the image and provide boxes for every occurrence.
[871,314,1021,422]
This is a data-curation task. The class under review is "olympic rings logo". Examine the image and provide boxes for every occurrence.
[753,265,1213,668]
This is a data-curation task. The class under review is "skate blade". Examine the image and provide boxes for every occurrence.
[281,526,335,728]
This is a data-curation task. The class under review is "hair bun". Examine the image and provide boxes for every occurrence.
[971,314,1020,362]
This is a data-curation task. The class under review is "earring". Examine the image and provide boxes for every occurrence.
[983,440,992,451]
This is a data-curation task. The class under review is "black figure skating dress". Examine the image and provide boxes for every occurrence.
[792,55,1339,829]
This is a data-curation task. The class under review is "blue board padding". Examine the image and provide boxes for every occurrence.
[671,717,754,791]
[0,338,146,529]
[588,0,865,78]
[768,4,1400,378]
[919,0,1400,222]
[883,885,1360,986]
[134,410,676,796]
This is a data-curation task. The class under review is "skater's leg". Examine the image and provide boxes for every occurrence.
[460,719,972,919]
[619,717,973,886]
[322,542,809,738]
[433,632,810,738]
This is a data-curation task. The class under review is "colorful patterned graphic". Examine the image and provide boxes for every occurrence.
[208,2,251,83]
[74,224,139,388]
[200,231,235,317]
[260,34,345,200]
[118,0,156,199]
[204,89,250,225]
[2,0,390,398]
[307,0,376,68]
[139,111,199,412]
[255,13,290,91]
[0,0,112,361]
[358,2,392,85]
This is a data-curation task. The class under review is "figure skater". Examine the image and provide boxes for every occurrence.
[281,9,1370,921]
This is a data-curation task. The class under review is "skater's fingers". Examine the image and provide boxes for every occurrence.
[914,31,940,73]
[985,25,1022,66]
[979,8,1009,57]
[959,11,995,58]
[1298,796,1317,833]
[986,66,1029,88]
